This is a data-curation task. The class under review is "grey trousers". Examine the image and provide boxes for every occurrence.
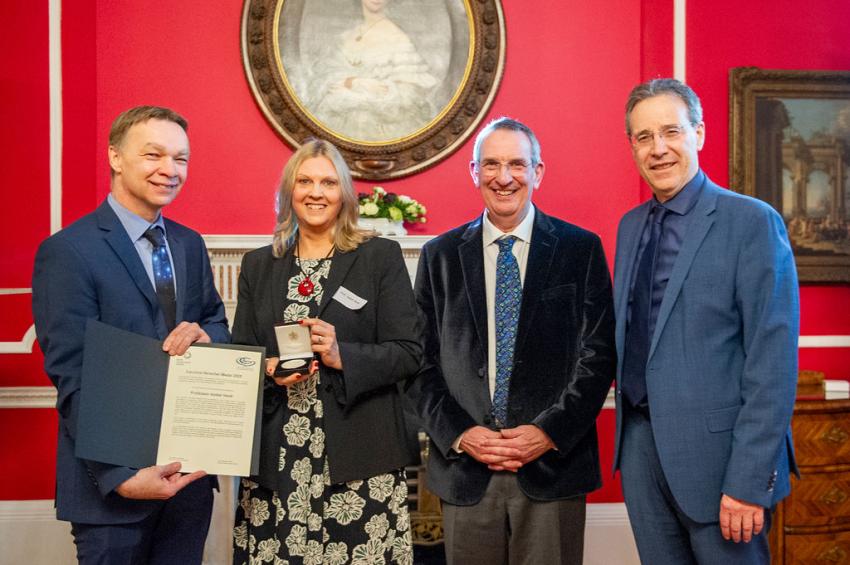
[442,472,586,565]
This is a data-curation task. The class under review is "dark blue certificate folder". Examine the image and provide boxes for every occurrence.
[75,320,264,475]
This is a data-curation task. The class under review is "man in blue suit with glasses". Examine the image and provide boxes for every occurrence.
[613,79,799,564]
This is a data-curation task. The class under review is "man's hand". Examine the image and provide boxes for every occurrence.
[162,322,210,355]
[115,462,207,500]
[484,425,556,472]
[719,494,764,543]
[459,426,521,467]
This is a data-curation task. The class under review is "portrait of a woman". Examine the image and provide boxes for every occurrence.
[303,0,437,141]
[280,0,469,143]
[231,139,422,564]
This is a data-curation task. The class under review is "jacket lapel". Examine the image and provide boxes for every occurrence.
[272,248,295,323]
[458,217,488,353]
[317,247,358,318]
[648,181,719,360]
[614,202,652,363]
[96,202,160,317]
[514,211,557,355]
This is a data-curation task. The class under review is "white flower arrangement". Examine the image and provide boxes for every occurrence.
[357,186,426,224]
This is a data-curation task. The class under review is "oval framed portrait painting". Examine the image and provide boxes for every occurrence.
[242,0,506,179]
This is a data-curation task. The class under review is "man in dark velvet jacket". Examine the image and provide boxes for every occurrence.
[409,117,616,564]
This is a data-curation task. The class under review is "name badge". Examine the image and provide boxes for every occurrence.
[332,286,368,310]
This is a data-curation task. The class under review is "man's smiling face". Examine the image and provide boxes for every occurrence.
[628,93,704,202]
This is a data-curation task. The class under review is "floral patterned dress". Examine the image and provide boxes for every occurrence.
[233,256,413,565]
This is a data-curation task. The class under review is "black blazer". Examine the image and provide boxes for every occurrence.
[233,236,423,488]
[409,209,616,505]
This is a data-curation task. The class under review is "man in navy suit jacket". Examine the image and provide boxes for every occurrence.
[32,106,230,564]
[613,79,799,563]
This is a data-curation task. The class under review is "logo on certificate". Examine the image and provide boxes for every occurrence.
[236,356,257,367]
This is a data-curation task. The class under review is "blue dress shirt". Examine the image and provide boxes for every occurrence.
[628,170,705,341]
[107,194,177,295]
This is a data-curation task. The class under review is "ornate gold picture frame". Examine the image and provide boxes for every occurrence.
[730,67,850,283]
[242,0,506,180]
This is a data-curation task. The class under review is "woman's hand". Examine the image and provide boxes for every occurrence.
[265,356,319,387]
[300,318,343,370]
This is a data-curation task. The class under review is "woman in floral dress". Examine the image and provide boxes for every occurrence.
[231,139,422,564]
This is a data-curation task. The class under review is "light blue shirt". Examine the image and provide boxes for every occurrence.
[107,194,177,294]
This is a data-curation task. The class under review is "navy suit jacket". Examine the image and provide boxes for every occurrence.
[32,200,229,525]
[410,209,616,505]
[612,175,799,522]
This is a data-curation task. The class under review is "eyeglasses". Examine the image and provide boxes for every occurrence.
[477,159,532,176]
[629,123,695,149]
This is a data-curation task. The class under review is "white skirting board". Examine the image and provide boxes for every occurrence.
[0,499,638,564]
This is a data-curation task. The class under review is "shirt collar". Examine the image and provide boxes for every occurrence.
[107,193,166,243]
[654,169,705,216]
[482,204,536,247]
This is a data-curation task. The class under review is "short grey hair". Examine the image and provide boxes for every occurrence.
[624,78,703,136]
[472,116,541,165]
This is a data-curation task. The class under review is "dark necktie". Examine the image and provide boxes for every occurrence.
[143,226,177,331]
[621,205,667,408]
[493,236,521,427]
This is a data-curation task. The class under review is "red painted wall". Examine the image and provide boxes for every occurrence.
[685,0,850,377]
[0,1,49,291]
[2,0,848,505]
[82,0,642,255]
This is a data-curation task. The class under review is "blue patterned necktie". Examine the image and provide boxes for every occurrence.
[621,205,667,407]
[493,236,521,427]
[143,226,177,331]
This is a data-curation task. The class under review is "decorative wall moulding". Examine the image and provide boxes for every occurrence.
[241,0,506,179]
[0,325,36,354]
[0,387,56,409]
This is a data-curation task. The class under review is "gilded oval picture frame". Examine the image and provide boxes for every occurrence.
[242,0,506,179]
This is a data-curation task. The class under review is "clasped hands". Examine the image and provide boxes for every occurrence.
[265,318,342,387]
[460,424,556,471]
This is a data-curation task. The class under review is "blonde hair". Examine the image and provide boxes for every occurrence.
[272,139,374,257]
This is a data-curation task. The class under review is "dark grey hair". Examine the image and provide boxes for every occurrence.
[624,78,703,136]
[472,116,542,166]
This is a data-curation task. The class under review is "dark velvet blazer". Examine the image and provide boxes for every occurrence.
[232,236,423,489]
[409,208,617,505]
[31,200,230,525]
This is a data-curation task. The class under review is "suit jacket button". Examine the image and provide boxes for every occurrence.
[477,367,485,378]
[483,415,492,425]
[325,384,333,393]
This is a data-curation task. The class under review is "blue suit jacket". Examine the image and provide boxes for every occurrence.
[32,200,230,525]
[410,209,616,505]
[612,175,799,522]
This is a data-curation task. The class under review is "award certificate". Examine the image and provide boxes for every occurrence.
[156,345,263,475]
